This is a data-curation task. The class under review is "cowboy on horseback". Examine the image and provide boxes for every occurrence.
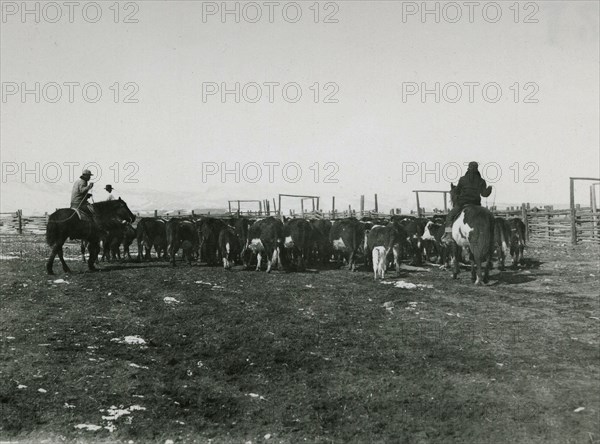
[103,184,116,201]
[70,169,95,215]
[441,161,492,245]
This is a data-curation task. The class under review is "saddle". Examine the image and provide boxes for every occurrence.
[72,205,95,221]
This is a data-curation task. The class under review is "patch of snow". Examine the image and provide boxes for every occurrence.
[17,384,27,389]
[52,279,69,284]
[573,407,585,413]
[111,336,146,345]
[129,363,149,370]
[38,388,47,393]
[74,424,102,431]
[163,297,181,304]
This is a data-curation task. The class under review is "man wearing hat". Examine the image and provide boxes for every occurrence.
[441,161,492,245]
[104,184,116,201]
[70,169,95,214]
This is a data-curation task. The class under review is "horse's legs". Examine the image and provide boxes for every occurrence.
[81,241,87,263]
[451,243,459,279]
[483,252,492,284]
[57,245,71,273]
[47,244,60,275]
[88,241,100,271]
[471,252,477,283]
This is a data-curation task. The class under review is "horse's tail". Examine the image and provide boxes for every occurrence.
[46,216,58,246]
[46,211,62,246]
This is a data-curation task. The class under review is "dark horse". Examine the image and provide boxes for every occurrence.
[46,198,136,275]
[448,184,495,285]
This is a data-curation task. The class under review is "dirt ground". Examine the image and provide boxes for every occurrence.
[0,236,598,443]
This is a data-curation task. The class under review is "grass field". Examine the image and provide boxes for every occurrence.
[1,237,599,443]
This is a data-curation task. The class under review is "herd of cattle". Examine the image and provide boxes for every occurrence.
[91,213,527,280]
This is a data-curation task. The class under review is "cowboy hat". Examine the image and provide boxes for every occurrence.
[104,184,114,191]
[82,169,94,176]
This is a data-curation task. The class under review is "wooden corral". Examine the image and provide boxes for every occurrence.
[3,179,600,245]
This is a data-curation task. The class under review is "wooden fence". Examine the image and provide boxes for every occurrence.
[2,205,599,245]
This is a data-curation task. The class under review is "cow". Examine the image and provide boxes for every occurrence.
[197,217,228,266]
[309,219,332,265]
[390,216,426,266]
[508,217,526,267]
[365,224,406,276]
[121,223,136,260]
[283,218,313,271]
[166,218,199,266]
[227,217,252,265]
[100,223,137,262]
[329,218,365,272]
[372,246,387,280]
[218,226,241,270]
[136,218,168,261]
[422,220,449,266]
[494,217,512,271]
[246,217,284,273]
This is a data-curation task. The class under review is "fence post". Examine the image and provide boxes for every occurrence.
[154,209,158,217]
[17,210,23,234]
[571,207,578,245]
[569,178,577,245]
[360,195,364,216]
[374,193,378,213]
[591,185,598,240]
[521,203,529,242]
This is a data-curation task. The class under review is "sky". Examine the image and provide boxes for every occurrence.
[1,0,599,215]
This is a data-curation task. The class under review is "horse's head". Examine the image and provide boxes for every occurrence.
[449,183,458,208]
[93,198,136,228]
[115,197,136,224]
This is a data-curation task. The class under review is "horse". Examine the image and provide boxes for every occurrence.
[448,183,495,285]
[45,198,136,275]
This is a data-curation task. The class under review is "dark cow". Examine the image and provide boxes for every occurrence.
[309,219,332,265]
[508,217,526,267]
[136,218,168,261]
[329,218,365,272]
[166,218,199,266]
[100,228,121,262]
[228,217,252,265]
[283,218,313,271]
[121,223,136,260]
[218,226,241,270]
[197,217,228,266]
[390,216,426,266]
[365,224,406,276]
[493,217,512,271]
[246,217,284,273]
[99,223,136,262]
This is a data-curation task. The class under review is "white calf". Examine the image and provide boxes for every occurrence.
[372,246,387,280]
